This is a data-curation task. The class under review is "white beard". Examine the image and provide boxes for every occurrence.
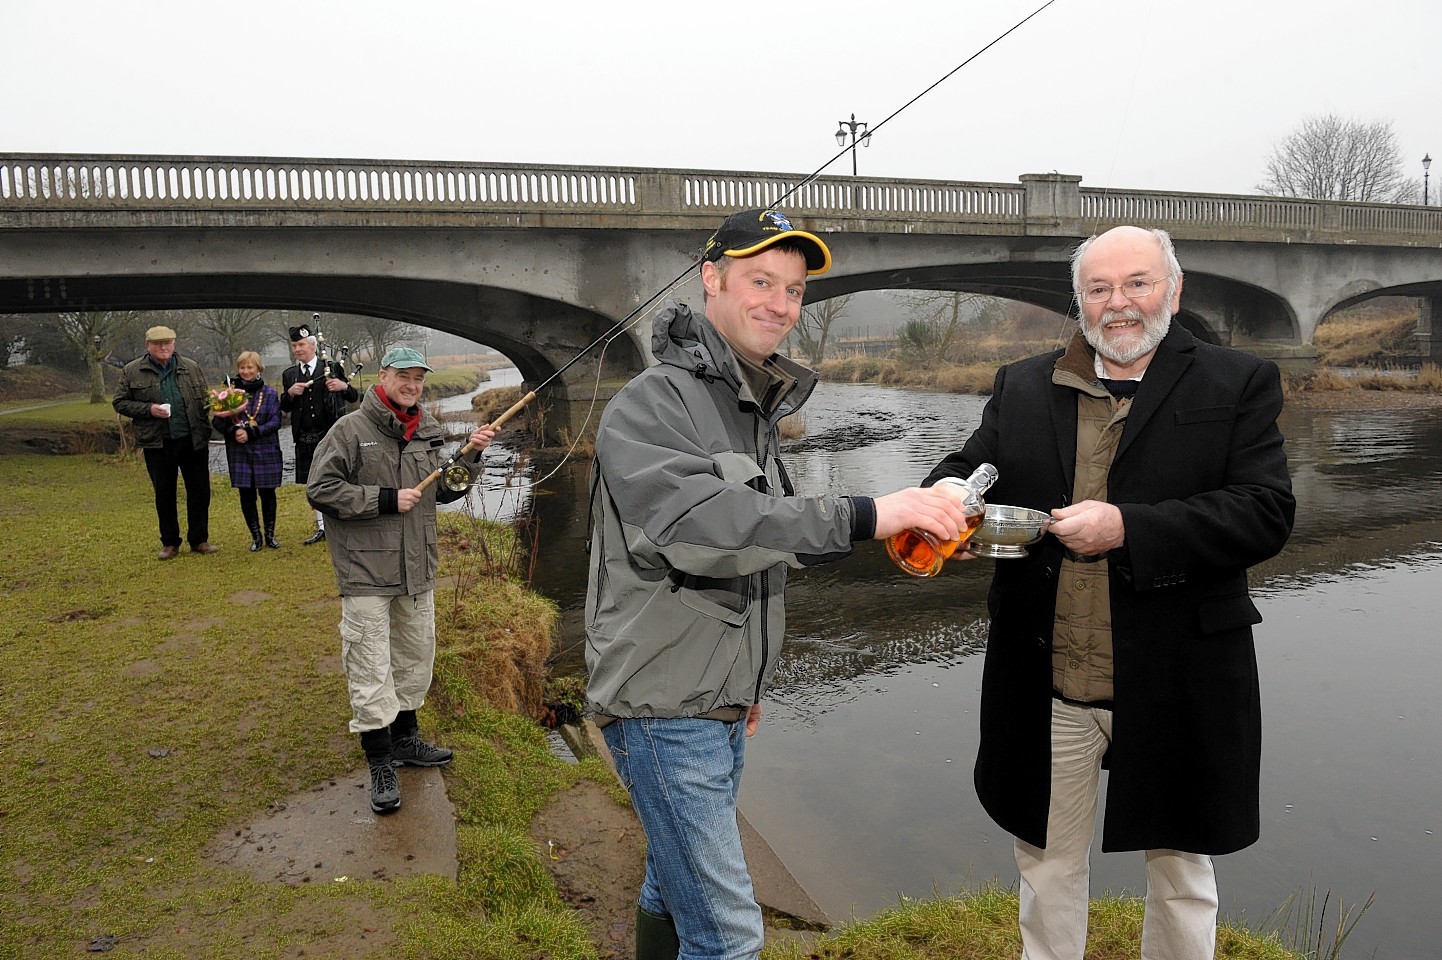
[1082,302,1171,366]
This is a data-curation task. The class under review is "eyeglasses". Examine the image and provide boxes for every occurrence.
[1080,277,1168,303]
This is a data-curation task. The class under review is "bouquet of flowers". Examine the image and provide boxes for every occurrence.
[208,385,247,415]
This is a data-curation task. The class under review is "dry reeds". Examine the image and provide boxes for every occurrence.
[779,412,806,439]
[433,515,558,720]
[1313,302,1418,367]
[817,356,1002,395]
[471,385,528,426]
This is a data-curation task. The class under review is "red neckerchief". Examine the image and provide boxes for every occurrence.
[375,384,421,441]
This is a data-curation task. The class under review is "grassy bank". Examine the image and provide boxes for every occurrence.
[0,452,611,958]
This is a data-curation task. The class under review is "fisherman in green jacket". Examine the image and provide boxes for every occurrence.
[307,347,495,815]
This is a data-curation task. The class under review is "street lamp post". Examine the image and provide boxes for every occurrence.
[834,113,871,176]
[1424,154,1432,206]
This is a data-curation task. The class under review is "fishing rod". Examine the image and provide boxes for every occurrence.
[415,264,696,492]
[417,0,1061,494]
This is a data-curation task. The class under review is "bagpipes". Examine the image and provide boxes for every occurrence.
[310,313,364,418]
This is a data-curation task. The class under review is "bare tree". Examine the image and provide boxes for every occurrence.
[192,308,271,373]
[1258,114,1417,202]
[894,290,999,360]
[56,310,141,402]
[790,294,854,364]
[355,315,428,367]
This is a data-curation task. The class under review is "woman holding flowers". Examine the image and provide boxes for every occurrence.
[212,351,283,551]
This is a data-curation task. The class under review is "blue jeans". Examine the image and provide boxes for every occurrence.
[602,718,762,960]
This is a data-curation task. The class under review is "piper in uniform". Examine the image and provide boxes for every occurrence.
[281,320,359,544]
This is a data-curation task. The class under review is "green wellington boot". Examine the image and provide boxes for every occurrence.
[635,906,679,960]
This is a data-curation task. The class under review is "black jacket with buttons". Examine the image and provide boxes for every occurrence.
[280,359,358,442]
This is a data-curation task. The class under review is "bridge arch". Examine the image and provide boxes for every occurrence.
[1,271,648,442]
[805,262,1285,350]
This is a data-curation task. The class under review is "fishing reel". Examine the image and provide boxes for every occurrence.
[440,460,476,492]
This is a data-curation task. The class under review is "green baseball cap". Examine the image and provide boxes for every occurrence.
[380,347,432,371]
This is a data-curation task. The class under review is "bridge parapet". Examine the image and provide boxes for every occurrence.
[5,153,1440,247]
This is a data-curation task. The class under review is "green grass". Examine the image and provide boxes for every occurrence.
[762,886,1307,960]
[421,365,488,400]
[0,453,603,959]
[0,395,121,421]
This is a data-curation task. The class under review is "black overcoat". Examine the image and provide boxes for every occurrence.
[927,325,1295,855]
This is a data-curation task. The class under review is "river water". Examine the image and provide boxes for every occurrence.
[446,372,1442,957]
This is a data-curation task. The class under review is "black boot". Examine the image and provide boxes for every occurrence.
[635,906,679,960]
[360,728,400,814]
[247,523,263,552]
[264,522,280,549]
[390,709,454,767]
[303,526,325,545]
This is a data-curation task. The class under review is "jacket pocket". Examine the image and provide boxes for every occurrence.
[344,548,403,590]
[675,574,752,627]
[1175,405,1236,425]
[1197,592,1262,634]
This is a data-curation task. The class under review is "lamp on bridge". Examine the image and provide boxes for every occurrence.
[834,114,872,176]
[1423,154,1432,205]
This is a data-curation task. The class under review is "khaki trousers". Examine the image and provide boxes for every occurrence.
[1015,698,1218,960]
[339,591,436,734]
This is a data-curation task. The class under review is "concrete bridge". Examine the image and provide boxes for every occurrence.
[3,154,1441,439]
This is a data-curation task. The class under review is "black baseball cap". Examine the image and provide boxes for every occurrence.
[701,209,832,275]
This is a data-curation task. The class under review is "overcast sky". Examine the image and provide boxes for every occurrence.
[2,0,1436,198]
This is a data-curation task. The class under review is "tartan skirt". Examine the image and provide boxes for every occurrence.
[224,431,284,489]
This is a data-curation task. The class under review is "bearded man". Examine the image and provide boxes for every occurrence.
[925,225,1295,959]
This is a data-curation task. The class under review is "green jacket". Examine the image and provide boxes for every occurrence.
[111,352,212,450]
[305,388,474,597]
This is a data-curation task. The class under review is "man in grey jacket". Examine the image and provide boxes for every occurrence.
[585,209,973,960]
[307,347,495,814]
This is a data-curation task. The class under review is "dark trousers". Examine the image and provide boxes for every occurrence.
[143,438,212,547]
[294,439,319,486]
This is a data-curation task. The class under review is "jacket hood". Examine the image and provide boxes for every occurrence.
[650,300,821,418]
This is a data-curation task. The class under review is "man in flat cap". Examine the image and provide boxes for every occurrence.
[112,325,219,559]
[584,209,973,960]
[281,317,358,544]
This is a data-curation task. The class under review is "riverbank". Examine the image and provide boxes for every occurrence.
[0,364,492,455]
[0,451,1328,959]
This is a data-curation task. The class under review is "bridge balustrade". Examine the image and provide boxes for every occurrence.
[2,153,1440,247]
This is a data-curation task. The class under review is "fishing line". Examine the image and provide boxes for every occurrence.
[1092,0,1155,219]
[528,271,701,492]
[772,0,1062,208]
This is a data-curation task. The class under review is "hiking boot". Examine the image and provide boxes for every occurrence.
[368,758,401,814]
[391,732,453,767]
